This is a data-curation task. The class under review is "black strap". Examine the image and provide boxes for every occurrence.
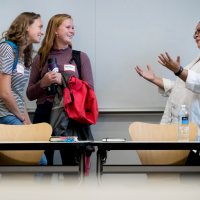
[61,72,69,88]
[61,72,74,102]
[70,50,81,79]
[62,50,81,102]
[174,66,183,76]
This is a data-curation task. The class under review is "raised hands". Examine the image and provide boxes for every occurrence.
[158,52,180,73]
[135,52,184,89]
[135,65,156,82]
[135,64,164,89]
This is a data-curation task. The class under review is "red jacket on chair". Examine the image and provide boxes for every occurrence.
[63,76,98,125]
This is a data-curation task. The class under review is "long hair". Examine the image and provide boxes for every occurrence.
[1,12,41,67]
[38,14,72,69]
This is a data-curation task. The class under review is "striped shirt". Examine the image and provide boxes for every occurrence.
[0,43,30,117]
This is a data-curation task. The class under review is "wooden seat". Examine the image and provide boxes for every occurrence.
[129,122,198,165]
[0,123,52,165]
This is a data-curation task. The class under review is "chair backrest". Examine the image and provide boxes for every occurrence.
[128,122,198,165]
[0,123,52,165]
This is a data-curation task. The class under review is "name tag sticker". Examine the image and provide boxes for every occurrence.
[64,64,75,72]
[16,63,24,75]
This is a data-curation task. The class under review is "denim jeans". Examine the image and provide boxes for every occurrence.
[39,154,48,165]
[0,115,22,125]
[0,115,47,165]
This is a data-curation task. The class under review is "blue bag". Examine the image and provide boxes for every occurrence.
[0,40,18,71]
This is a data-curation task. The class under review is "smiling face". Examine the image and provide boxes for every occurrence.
[26,17,44,44]
[54,18,75,48]
[194,22,200,48]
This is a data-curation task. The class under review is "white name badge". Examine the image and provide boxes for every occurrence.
[64,64,75,72]
[16,63,24,75]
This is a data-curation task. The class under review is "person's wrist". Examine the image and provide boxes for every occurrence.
[40,80,47,89]
[174,66,183,76]
[151,76,158,84]
[21,117,25,122]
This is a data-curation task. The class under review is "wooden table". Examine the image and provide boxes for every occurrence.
[93,141,200,181]
[0,141,89,181]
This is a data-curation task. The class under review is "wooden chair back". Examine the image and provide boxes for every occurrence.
[0,123,52,165]
[129,122,198,165]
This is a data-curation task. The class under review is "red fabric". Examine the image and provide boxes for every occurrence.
[63,76,98,124]
[84,155,90,176]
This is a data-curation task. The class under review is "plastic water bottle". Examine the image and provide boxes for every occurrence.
[47,57,59,94]
[48,57,59,72]
[178,105,189,141]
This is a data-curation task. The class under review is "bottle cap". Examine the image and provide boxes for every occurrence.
[48,58,58,72]
[48,57,57,64]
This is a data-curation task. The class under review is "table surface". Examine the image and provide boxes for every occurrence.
[0,140,199,150]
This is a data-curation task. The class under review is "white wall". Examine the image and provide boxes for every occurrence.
[0,0,200,111]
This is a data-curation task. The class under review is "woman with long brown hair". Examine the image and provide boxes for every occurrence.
[27,14,94,169]
[0,12,45,165]
[0,12,43,125]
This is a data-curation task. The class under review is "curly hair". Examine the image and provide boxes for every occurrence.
[38,13,72,69]
[1,12,41,68]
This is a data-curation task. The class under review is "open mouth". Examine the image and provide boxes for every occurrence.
[68,35,73,39]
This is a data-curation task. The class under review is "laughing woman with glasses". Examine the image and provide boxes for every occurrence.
[135,21,200,165]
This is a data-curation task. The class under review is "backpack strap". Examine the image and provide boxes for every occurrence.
[70,50,81,79]
[1,40,19,72]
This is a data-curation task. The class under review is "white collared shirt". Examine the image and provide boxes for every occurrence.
[158,56,200,135]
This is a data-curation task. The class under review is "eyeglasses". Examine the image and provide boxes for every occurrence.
[193,29,200,39]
